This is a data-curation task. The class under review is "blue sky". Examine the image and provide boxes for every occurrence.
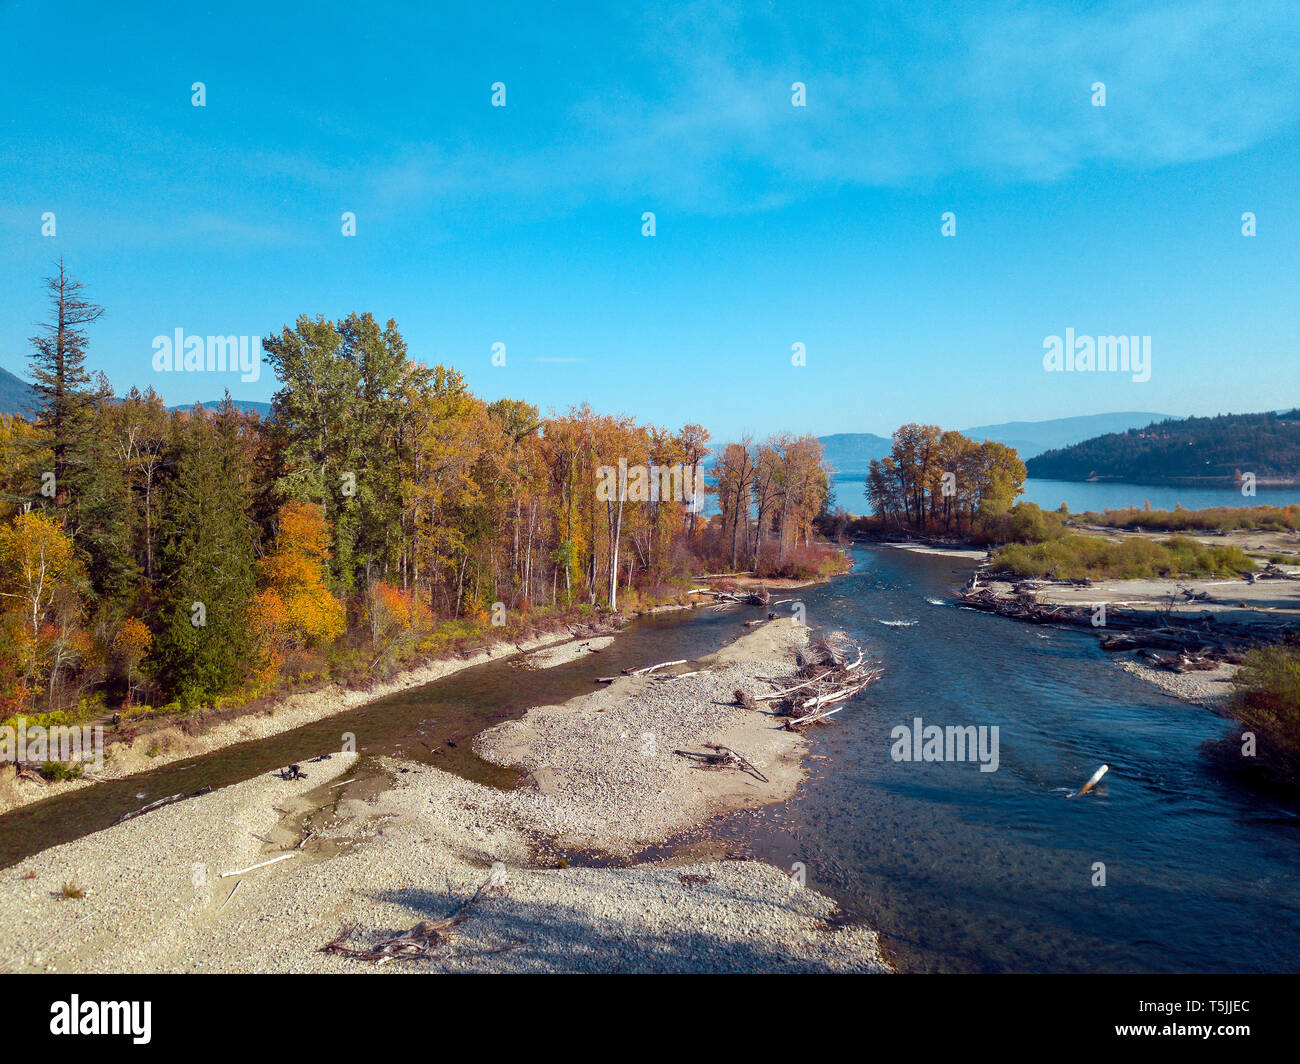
[1,0,1297,441]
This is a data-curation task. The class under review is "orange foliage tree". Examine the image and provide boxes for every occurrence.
[113,616,152,705]
[250,502,345,677]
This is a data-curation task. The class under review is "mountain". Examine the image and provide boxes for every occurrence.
[960,412,1175,459]
[0,371,274,420]
[1026,410,1300,484]
[819,412,1174,471]
[0,367,37,417]
[816,432,895,473]
[166,399,273,417]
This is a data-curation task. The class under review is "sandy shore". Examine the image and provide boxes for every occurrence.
[0,628,612,817]
[1116,659,1239,709]
[0,619,888,974]
[979,573,1300,626]
[882,542,989,560]
[477,620,813,856]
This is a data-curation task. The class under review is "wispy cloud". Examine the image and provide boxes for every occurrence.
[356,0,1300,216]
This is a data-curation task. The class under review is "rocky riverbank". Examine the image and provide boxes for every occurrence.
[0,618,888,974]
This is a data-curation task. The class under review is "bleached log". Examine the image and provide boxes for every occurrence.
[1068,764,1109,799]
[625,659,688,676]
[786,706,846,728]
[221,853,297,878]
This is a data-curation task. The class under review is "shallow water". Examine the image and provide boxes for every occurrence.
[0,607,746,870]
[708,546,1300,973]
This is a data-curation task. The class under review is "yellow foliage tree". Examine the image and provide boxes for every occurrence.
[250,502,345,676]
[0,511,87,709]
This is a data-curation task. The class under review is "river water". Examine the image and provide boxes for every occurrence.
[0,608,745,870]
[710,546,1300,973]
[2,547,1298,972]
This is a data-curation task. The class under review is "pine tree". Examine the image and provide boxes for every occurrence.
[67,373,140,602]
[27,260,103,507]
[154,400,257,702]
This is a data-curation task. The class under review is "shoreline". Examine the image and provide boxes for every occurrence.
[0,622,620,816]
[0,617,890,974]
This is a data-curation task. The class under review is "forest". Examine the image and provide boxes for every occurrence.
[1026,410,1300,483]
[0,265,836,728]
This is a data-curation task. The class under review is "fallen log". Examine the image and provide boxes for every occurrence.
[708,588,771,607]
[785,705,847,728]
[221,853,297,879]
[624,659,688,676]
[113,785,213,825]
[673,744,769,782]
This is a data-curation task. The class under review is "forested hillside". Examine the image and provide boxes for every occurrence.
[1026,411,1300,483]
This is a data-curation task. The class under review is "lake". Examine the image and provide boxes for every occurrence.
[831,473,1300,514]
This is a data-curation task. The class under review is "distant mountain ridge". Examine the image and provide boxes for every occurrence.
[0,368,272,419]
[0,367,37,417]
[818,412,1175,472]
[168,399,273,416]
[1025,410,1300,484]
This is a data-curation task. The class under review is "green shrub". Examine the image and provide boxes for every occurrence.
[1231,646,1300,784]
[1073,505,1300,534]
[41,760,84,782]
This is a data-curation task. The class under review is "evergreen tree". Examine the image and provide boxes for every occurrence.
[154,400,257,701]
[27,260,103,507]
[67,373,140,602]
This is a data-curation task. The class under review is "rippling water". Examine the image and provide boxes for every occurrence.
[709,546,1300,973]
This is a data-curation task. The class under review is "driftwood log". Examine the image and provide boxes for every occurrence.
[733,628,881,729]
[113,785,214,825]
[673,743,769,782]
[319,873,516,964]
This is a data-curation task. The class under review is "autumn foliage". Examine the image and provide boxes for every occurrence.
[250,502,346,675]
[0,267,837,716]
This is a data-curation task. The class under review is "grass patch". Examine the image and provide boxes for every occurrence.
[991,533,1256,581]
[1073,505,1300,534]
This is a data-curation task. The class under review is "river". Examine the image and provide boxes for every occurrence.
[710,546,1300,973]
[3,547,1298,973]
